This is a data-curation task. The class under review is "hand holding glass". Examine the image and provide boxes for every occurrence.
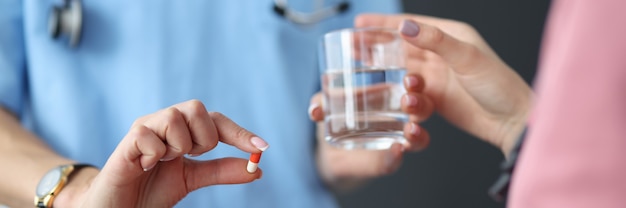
[319,28,407,150]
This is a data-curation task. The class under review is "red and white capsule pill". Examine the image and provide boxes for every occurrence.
[247,152,262,173]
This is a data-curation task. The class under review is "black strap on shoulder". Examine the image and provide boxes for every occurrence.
[488,128,527,202]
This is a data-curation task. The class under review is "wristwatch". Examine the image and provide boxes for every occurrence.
[34,164,94,208]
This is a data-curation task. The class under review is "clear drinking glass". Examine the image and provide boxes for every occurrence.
[319,27,407,150]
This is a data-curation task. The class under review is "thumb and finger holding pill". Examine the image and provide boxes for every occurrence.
[128,100,270,176]
[246,136,269,174]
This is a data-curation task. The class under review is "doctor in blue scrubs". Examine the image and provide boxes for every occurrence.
[0,0,431,207]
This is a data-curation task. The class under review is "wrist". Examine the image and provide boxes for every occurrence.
[500,119,527,158]
[499,95,532,157]
[52,166,99,208]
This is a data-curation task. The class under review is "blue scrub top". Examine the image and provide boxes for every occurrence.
[0,0,400,207]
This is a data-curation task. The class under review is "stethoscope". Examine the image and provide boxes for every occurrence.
[49,0,82,48]
[49,0,350,48]
[273,0,350,25]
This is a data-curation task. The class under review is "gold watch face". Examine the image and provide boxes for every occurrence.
[36,167,63,197]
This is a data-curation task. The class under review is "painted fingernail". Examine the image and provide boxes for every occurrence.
[308,103,320,119]
[400,20,420,37]
[250,136,269,151]
[404,76,418,89]
[410,123,420,135]
[402,94,418,107]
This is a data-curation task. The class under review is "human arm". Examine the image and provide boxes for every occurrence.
[0,100,267,207]
[0,107,99,207]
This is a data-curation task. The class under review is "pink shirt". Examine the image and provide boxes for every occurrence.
[509,0,626,207]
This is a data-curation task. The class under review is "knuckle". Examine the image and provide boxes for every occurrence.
[130,125,152,139]
[235,127,251,140]
[457,44,483,68]
[426,27,446,46]
[164,107,184,124]
[131,115,150,127]
[187,100,207,115]
[208,111,225,121]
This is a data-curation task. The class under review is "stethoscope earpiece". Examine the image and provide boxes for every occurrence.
[48,0,83,47]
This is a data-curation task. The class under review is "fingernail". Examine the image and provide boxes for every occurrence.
[187,153,201,157]
[143,163,156,172]
[402,94,418,107]
[404,76,418,89]
[308,103,320,119]
[159,155,176,162]
[410,123,420,136]
[250,136,269,151]
[400,20,420,37]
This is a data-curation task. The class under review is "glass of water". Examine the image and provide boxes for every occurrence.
[319,27,407,150]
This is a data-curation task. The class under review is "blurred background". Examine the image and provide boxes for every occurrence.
[335,1,551,207]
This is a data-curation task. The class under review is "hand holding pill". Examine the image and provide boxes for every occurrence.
[76,100,268,207]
